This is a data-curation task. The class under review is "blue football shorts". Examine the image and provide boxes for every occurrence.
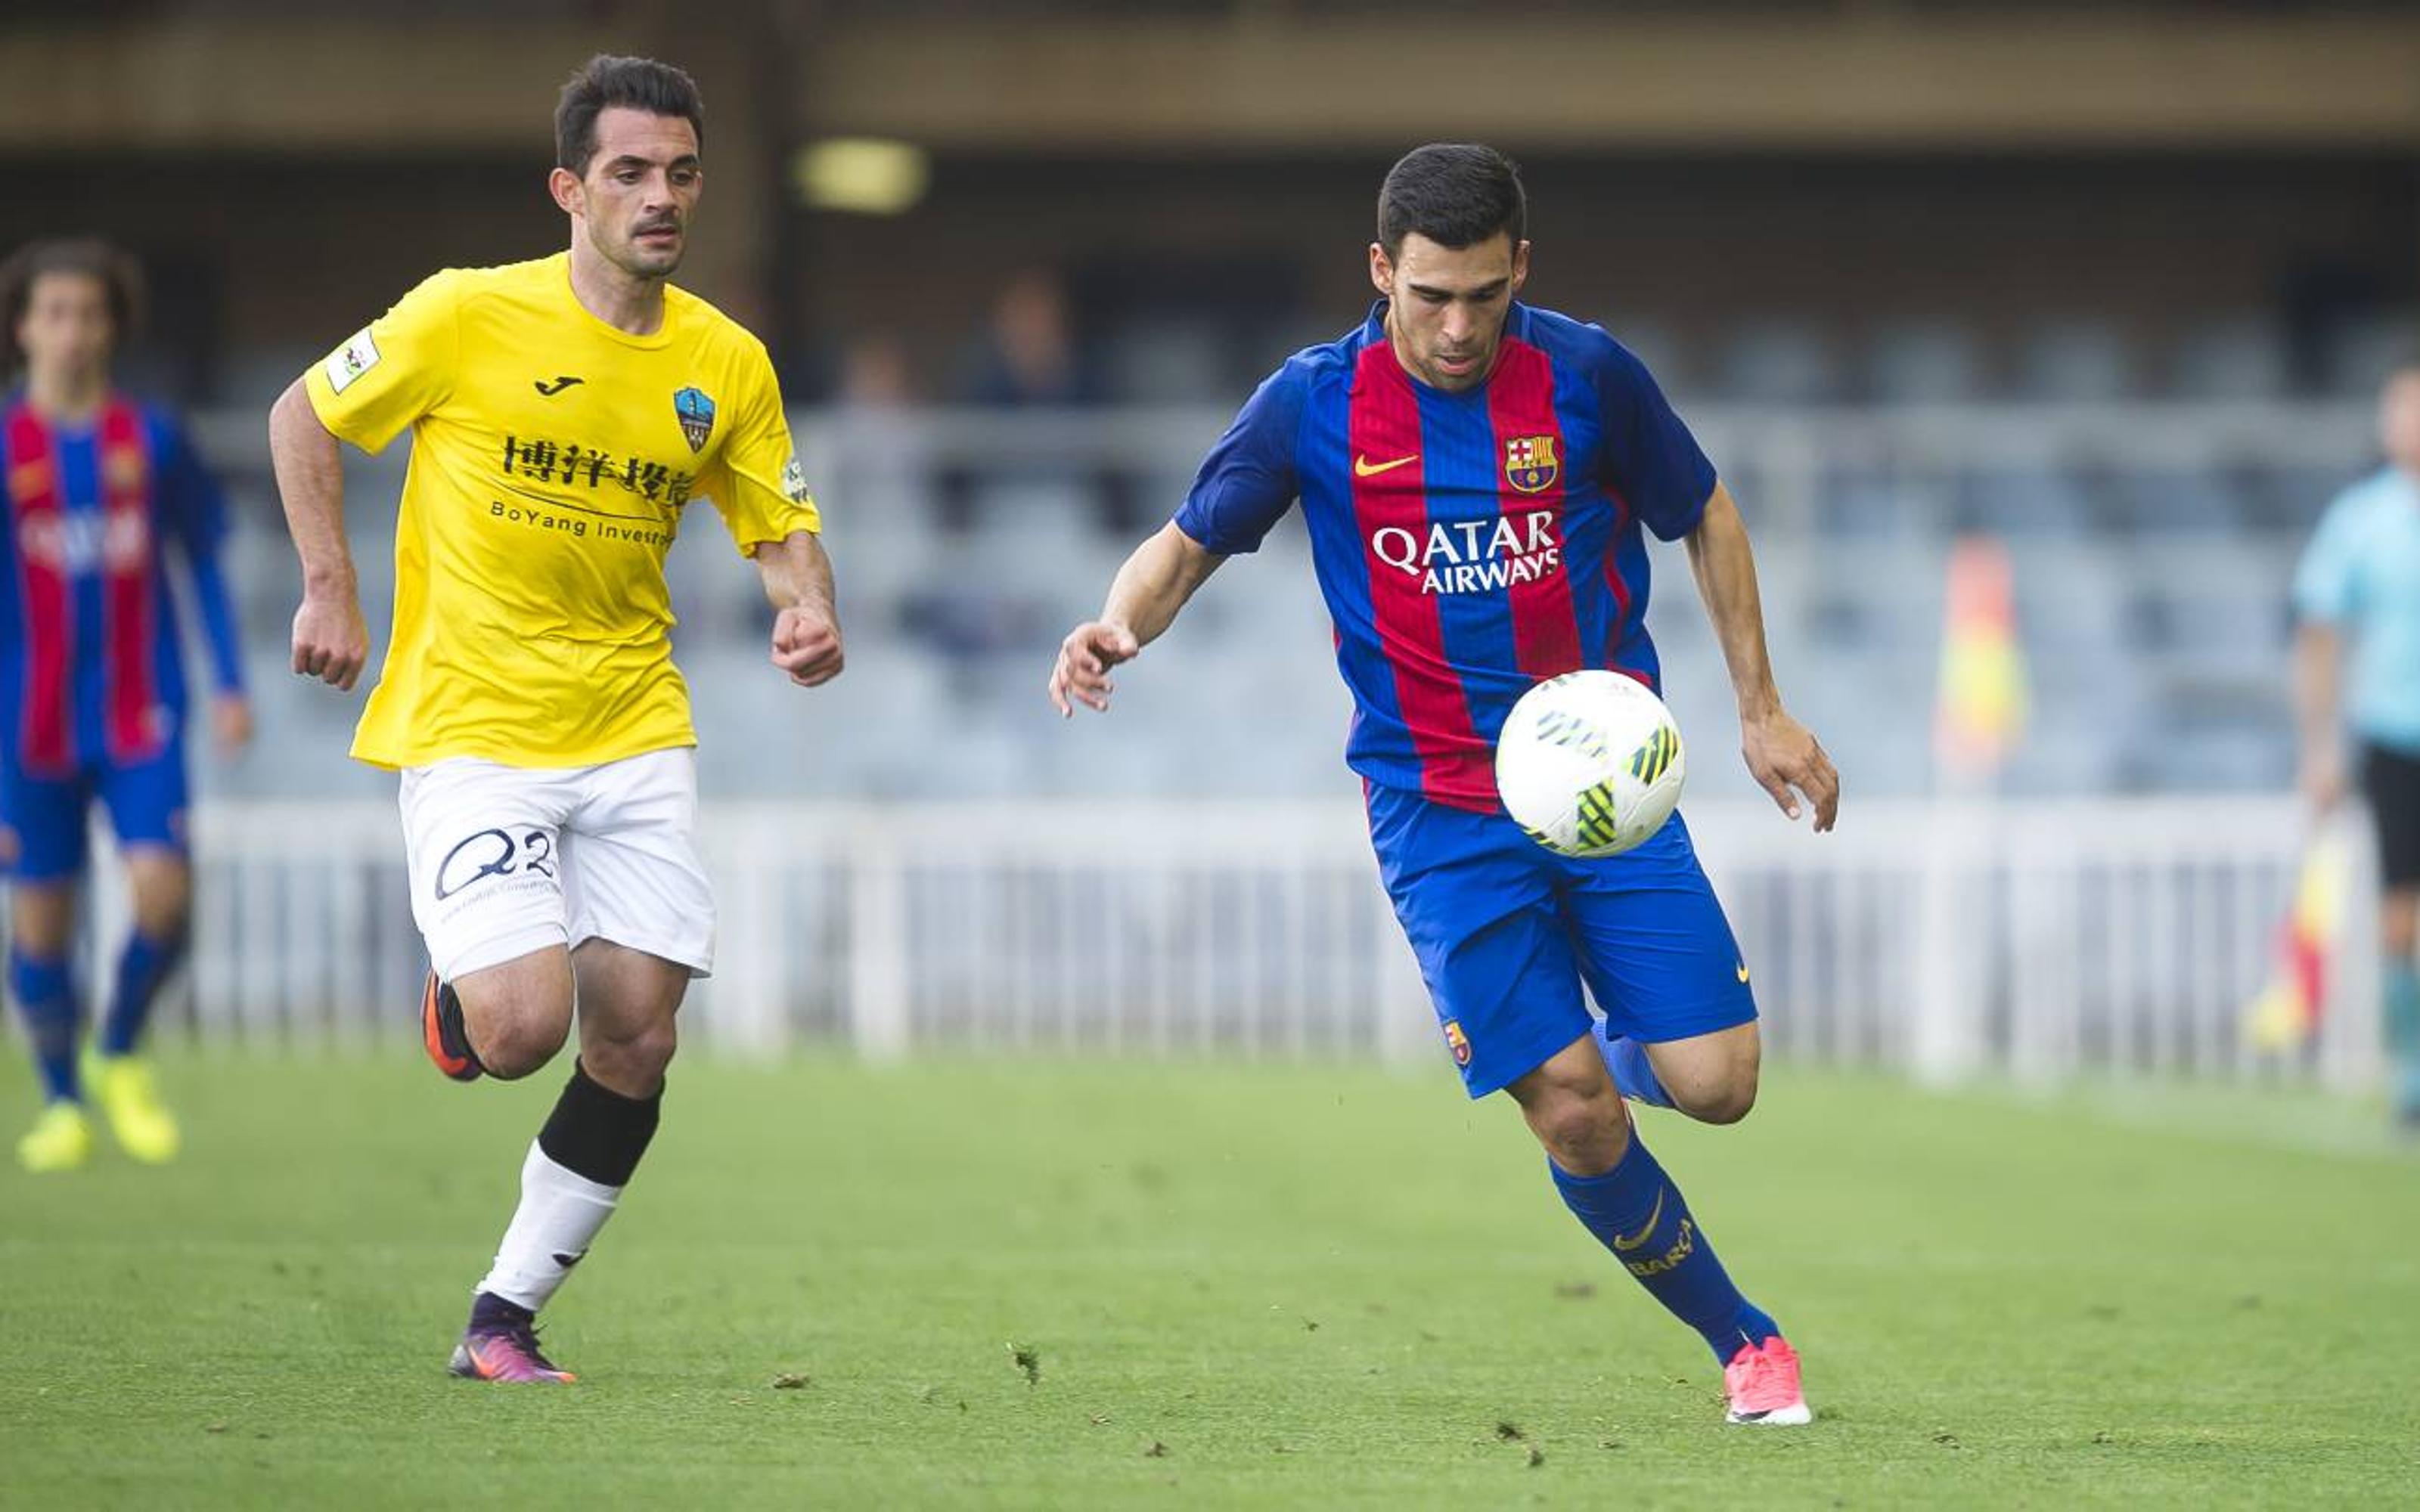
[1365,779,1758,1098]
[0,740,191,882]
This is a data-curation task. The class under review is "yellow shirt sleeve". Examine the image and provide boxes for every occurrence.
[700,343,821,555]
[303,271,462,454]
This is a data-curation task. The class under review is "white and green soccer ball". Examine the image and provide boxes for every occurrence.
[1494,670,1686,858]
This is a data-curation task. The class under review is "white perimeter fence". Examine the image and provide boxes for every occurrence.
[48,795,2382,1093]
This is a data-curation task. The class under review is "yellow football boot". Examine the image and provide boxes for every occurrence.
[16,1101,95,1173]
[86,1053,180,1164]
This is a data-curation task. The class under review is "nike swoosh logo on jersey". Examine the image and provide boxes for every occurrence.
[1354,452,1419,477]
[1736,962,1751,984]
[1611,1188,1665,1251]
[533,376,585,395]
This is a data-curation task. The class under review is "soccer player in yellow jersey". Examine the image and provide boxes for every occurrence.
[266,55,841,1383]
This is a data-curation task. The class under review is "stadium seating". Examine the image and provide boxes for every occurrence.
[187,311,2375,805]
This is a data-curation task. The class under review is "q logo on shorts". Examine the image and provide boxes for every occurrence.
[433,828,555,901]
[435,829,517,901]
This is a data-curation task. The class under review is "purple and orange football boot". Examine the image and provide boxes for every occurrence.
[420,971,483,1083]
[448,1294,575,1383]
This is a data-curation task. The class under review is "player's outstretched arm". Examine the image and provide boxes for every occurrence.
[268,377,370,692]
[1049,522,1224,717]
[1683,483,1839,832]
[162,426,255,751]
[754,528,844,688]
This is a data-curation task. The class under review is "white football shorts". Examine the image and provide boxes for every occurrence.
[398,747,715,981]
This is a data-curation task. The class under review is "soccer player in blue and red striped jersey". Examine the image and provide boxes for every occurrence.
[1,240,250,1173]
[1050,145,1838,1425]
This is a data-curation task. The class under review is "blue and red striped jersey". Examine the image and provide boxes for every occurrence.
[1174,301,1715,812]
[1,394,244,776]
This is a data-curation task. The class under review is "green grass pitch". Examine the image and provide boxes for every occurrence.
[3,1053,2416,1508]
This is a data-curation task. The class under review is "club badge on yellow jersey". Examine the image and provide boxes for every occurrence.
[674,386,715,452]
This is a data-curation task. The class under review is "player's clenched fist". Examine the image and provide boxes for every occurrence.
[771,605,844,687]
[1049,621,1140,717]
[290,593,369,692]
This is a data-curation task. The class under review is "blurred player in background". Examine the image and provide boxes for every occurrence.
[2293,365,2420,1128]
[268,55,839,1381]
[1050,145,1837,1425]
[2,238,250,1173]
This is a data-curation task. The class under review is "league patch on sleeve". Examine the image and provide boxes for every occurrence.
[324,327,381,394]
[781,455,812,503]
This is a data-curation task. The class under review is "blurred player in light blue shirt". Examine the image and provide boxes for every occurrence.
[2293,365,2420,1126]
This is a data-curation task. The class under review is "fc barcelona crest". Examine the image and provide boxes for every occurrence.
[1504,435,1559,494]
[673,386,716,454]
[103,448,147,492]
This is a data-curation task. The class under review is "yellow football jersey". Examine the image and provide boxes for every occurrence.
[305,253,820,770]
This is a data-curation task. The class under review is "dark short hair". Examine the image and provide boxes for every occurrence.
[1377,144,1526,259]
[1,237,142,367]
[555,54,705,176]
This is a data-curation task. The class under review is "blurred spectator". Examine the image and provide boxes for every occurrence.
[940,268,1137,531]
[837,331,917,412]
[827,332,923,519]
[2291,366,2420,1128]
[956,268,1095,408]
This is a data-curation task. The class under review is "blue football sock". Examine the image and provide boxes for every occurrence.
[1595,1022,1675,1108]
[98,928,186,1058]
[2384,959,2420,1115]
[8,949,82,1104]
[1552,1135,1778,1364]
